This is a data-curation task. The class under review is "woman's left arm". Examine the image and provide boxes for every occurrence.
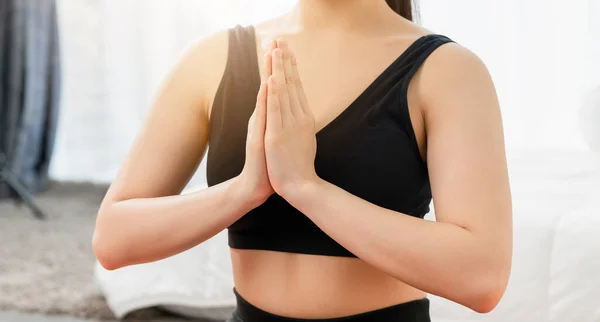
[266,41,512,314]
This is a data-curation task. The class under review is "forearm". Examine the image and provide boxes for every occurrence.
[285,178,508,312]
[93,176,258,269]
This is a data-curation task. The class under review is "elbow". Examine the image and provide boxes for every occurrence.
[92,208,128,271]
[464,269,510,314]
[92,232,123,271]
[466,285,506,314]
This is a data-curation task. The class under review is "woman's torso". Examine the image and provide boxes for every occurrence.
[203,17,443,318]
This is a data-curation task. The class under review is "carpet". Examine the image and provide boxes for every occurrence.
[0,182,184,320]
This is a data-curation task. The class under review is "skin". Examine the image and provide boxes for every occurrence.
[93,0,512,318]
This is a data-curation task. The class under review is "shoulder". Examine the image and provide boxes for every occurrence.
[169,28,229,86]
[180,27,230,68]
[391,22,491,89]
[166,29,230,116]
[415,40,497,113]
[406,38,502,138]
[421,40,490,84]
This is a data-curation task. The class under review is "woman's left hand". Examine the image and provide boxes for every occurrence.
[264,40,319,199]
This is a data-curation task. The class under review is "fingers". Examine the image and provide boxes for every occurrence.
[261,40,277,83]
[277,39,303,118]
[263,52,272,84]
[271,47,285,85]
[271,48,292,123]
[266,76,282,134]
[288,52,312,118]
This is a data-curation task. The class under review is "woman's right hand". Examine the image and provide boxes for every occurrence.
[238,40,277,205]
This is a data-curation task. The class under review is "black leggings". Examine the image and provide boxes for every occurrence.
[227,288,431,322]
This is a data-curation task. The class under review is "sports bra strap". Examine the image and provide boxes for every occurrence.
[225,25,260,83]
[400,34,454,84]
[395,34,455,164]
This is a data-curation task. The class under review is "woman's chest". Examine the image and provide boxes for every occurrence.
[207,92,428,207]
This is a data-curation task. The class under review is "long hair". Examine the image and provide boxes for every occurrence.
[385,0,414,21]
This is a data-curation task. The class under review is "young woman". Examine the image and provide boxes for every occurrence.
[92,0,513,321]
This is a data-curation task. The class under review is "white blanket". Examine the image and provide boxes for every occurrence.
[95,150,600,321]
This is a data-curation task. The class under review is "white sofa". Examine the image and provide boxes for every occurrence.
[95,150,600,321]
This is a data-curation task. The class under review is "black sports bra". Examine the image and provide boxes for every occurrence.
[207,25,454,257]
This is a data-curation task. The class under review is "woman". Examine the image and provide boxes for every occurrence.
[92,0,513,321]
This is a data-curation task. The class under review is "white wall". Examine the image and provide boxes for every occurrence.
[588,0,600,91]
[421,0,589,152]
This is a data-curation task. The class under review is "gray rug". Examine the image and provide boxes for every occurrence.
[0,182,184,320]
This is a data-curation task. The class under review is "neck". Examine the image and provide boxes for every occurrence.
[291,0,396,31]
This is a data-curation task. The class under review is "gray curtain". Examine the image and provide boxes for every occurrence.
[0,0,61,199]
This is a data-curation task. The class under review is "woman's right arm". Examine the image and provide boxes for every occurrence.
[92,31,274,271]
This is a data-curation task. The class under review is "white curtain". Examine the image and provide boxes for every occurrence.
[587,0,600,91]
[51,0,296,184]
[50,0,594,184]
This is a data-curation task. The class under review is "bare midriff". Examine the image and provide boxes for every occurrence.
[231,249,426,319]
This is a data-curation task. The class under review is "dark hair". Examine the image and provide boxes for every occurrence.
[385,0,413,21]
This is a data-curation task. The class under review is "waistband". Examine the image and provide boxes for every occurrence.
[231,288,431,322]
